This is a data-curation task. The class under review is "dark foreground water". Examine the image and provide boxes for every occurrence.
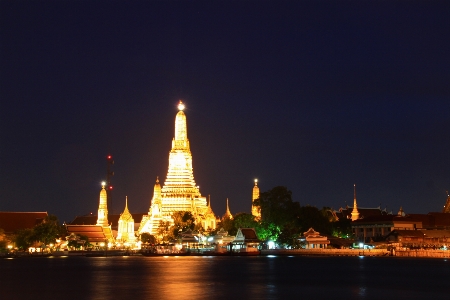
[1,255,449,300]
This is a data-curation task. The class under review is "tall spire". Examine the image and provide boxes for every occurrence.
[163,100,198,192]
[252,179,261,219]
[351,184,360,221]
[96,182,109,226]
[138,101,215,236]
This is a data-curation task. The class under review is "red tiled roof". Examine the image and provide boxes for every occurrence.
[0,211,48,234]
[66,225,113,242]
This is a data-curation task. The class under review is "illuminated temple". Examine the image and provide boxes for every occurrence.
[139,101,217,236]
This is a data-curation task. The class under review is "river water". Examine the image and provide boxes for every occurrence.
[1,255,449,299]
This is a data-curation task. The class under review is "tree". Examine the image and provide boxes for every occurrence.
[33,215,62,246]
[172,211,195,231]
[233,213,257,228]
[297,205,332,235]
[331,217,353,238]
[254,186,300,228]
[67,234,89,249]
[253,186,301,245]
[14,228,35,250]
[219,216,235,235]
[157,220,172,242]
[257,222,281,242]
[140,232,156,244]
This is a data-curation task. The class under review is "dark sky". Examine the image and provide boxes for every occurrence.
[1,1,449,223]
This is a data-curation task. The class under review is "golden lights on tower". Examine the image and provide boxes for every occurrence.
[178,100,185,111]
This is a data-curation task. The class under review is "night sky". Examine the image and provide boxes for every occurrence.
[1,1,449,223]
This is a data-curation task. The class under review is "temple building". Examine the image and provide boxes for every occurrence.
[116,197,136,245]
[139,101,217,236]
[251,179,260,219]
[303,228,330,249]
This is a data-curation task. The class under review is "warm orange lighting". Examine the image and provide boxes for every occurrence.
[178,100,185,111]
[138,101,216,236]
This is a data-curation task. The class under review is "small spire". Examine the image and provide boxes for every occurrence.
[123,196,131,214]
[224,198,233,220]
[156,176,159,184]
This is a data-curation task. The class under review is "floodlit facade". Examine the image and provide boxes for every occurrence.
[139,101,216,236]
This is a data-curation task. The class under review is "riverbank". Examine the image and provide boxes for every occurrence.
[261,248,389,257]
[3,248,450,259]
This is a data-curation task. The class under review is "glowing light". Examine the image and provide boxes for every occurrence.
[268,241,275,249]
[255,178,258,183]
[101,181,106,187]
[178,101,185,111]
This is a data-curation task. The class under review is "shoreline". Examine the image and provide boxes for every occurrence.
[3,248,450,259]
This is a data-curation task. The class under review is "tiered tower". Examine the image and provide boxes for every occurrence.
[251,179,260,219]
[139,101,216,236]
[350,184,360,221]
[96,182,109,226]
